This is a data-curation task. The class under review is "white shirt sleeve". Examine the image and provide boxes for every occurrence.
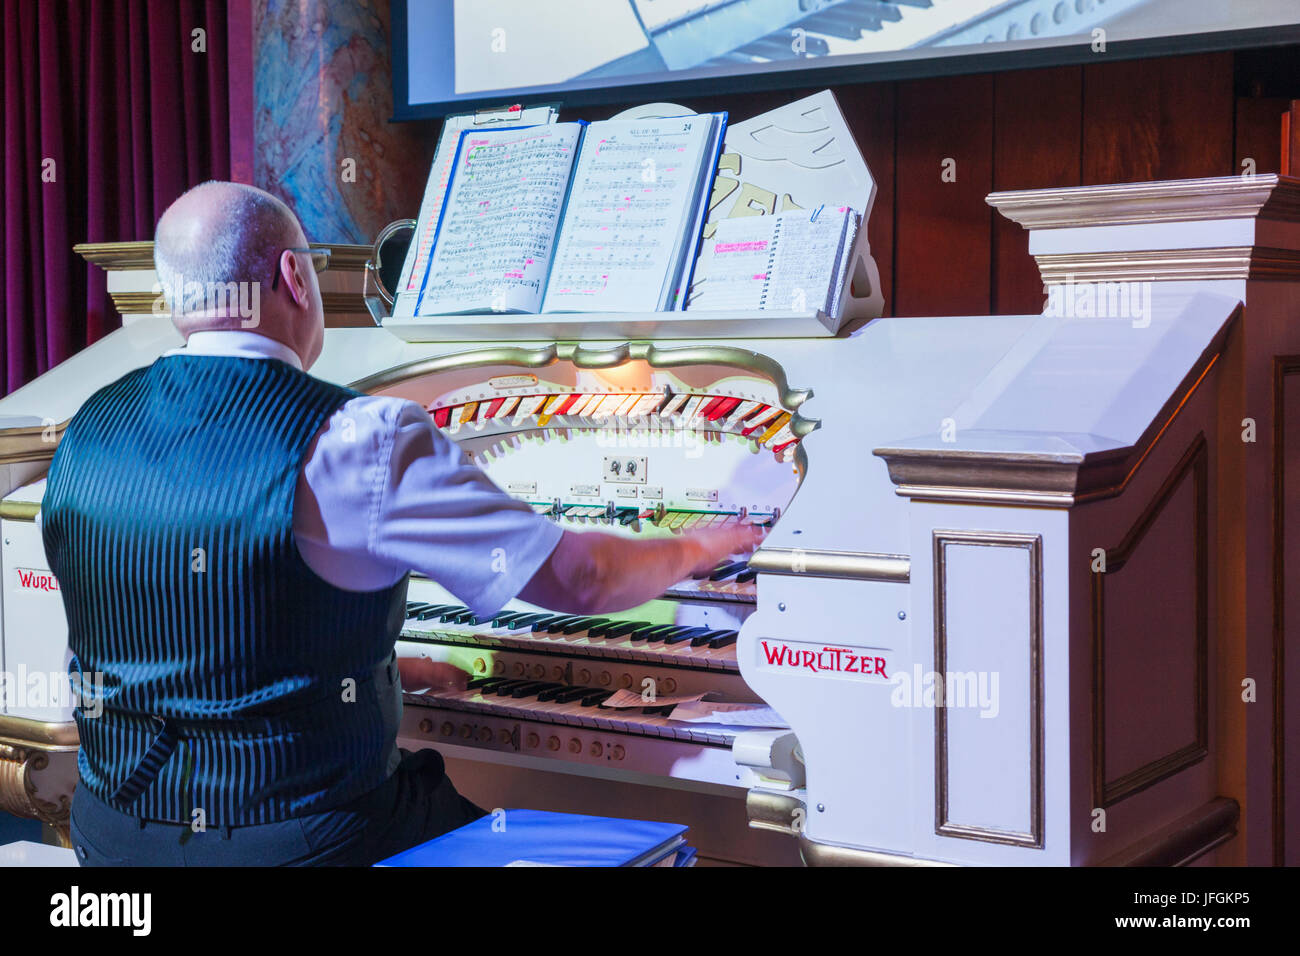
[295,395,563,618]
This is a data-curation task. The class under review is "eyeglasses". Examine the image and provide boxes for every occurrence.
[271,247,331,290]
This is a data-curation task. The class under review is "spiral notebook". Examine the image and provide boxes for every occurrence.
[686,205,859,316]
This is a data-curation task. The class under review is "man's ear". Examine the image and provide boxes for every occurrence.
[279,249,310,309]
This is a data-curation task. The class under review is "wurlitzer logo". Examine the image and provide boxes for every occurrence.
[758,639,890,681]
[15,568,60,592]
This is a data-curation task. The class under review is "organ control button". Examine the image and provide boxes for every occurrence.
[493,660,505,675]
[440,722,455,736]
[478,727,492,743]
[568,737,582,754]
[611,745,626,761]
[599,671,612,686]
[526,732,540,749]
[619,673,633,688]
[547,736,561,752]
[498,729,512,745]
[531,664,546,679]
[577,668,592,683]
[589,741,603,757]
[553,666,566,681]
[473,658,487,674]
[419,719,433,734]
[662,678,678,693]
[460,724,473,740]
[513,662,526,676]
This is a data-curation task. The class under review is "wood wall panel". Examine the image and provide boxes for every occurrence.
[1082,53,1235,185]
[836,82,896,314]
[992,66,1083,316]
[1235,96,1288,176]
[893,74,994,317]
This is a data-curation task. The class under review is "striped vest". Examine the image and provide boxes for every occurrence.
[42,355,407,826]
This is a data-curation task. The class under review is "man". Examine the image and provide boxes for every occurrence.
[44,181,760,866]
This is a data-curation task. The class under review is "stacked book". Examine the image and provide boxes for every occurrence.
[376,809,697,867]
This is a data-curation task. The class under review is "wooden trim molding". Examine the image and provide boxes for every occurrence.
[0,421,65,465]
[1091,434,1209,808]
[73,240,371,272]
[1034,246,1300,285]
[1271,356,1300,866]
[933,530,1044,849]
[988,174,1300,229]
[1096,797,1239,867]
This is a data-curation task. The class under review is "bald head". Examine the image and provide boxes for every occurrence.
[154,180,325,366]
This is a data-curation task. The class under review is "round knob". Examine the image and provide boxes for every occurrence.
[611,744,626,761]
[568,737,582,754]
[578,668,592,684]
[492,660,505,675]
[498,729,512,745]
[532,664,546,679]
[618,673,633,689]
[478,727,492,743]
[512,662,525,676]
[440,722,455,737]
[553,666,566,681]
[526,732,540,749]
[418,719,433,734]
[589,741,603,758]
[598,671,612,686]
[460,724,473,739]
[662,678,677,694]
[473,658,487,674]
[547,735,561,752]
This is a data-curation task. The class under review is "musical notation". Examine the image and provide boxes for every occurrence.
[541,116,723,314]
[416,124,582,315]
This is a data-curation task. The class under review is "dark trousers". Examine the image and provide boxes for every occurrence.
[69,748,485,866]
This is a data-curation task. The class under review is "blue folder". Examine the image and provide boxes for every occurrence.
[376,809,689,867]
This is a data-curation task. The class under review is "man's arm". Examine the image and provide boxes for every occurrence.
[518,524,763,615]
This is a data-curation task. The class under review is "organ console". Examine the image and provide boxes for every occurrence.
[1,94,1297,866]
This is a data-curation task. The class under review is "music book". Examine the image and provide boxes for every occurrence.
[686,205,859,316]
[375,809,691,867]
[412,113,727,317]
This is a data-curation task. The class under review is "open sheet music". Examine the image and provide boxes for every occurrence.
[410,113,726,316]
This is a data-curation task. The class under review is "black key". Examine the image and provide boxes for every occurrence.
[553,686,593,704]
[617,509,640,526]
[708,630,740,649]
[536,685,572,702]
[491,611,527,626]
[665,626,712,646]
[439,608,473,623]
[602,621,649,639]
[542,615,584,633]
[467,677,510,692]
[736,569,758,584]
[507,613,551,630]
[583,620,617,638]
[641,705,675,716]
[485,680,528,696]
[509,681,552,699]
[416,604,459,620]
[580,690,614,707]
[562,617,606,635]
[405,602,436,618]
[525,615,566,631]
[709,561,749,582]
[646,625,695,645]
[629,624,674,643]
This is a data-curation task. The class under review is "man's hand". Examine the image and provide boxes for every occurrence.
[397,656,470,693]
[684,524,766,576]
[519,521,767,615]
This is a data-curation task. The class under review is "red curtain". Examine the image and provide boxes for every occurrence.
[2,0,232,396]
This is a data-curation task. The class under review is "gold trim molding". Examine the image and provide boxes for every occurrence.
[0,421,65,465]
[74,240,370,272]
[1092,434,1209,808]
[748,547,909,582]
[746,789,806,836]
[351,341,819,435]
[1035,246,1300,284]
[934,529,1044,849]
[798,833,955,867]
[988,174,1300,229]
